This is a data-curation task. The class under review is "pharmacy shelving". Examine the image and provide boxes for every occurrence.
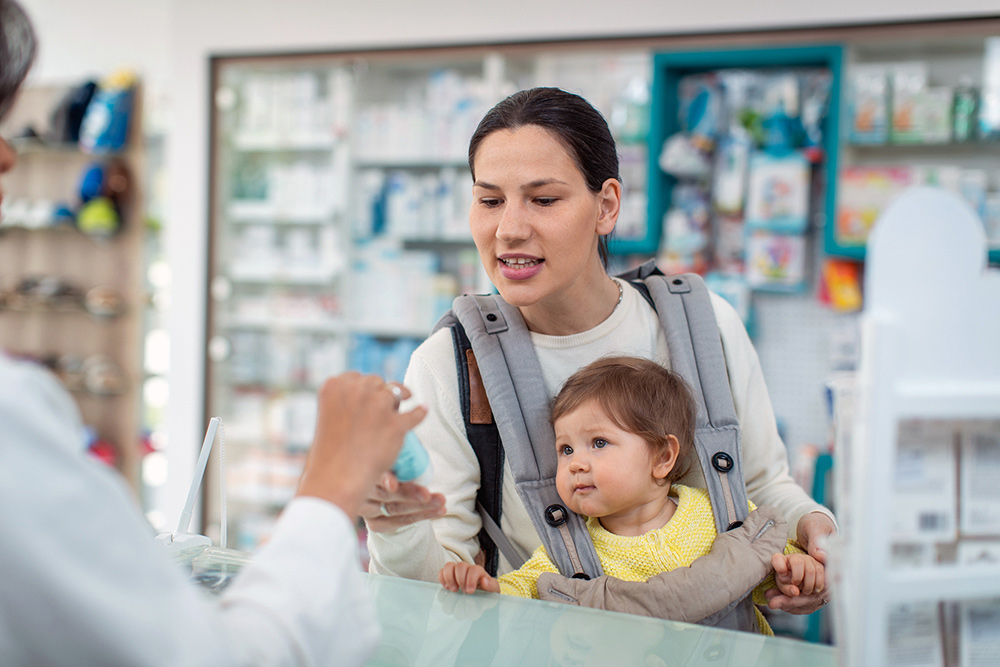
[833,32,1000,264]
[835,188,1000,667]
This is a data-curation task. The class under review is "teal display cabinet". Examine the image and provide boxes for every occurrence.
[635,45,844,260]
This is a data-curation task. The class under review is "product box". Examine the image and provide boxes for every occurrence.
[892,420,958,544]
[890,62,929,144]
[836,167,914,246]
[959,599,1000,667]
[745,151,810,233]
[886,602,944,667]
[849,64,890,144]
[745,232,807,292]
[960,424,1000,537]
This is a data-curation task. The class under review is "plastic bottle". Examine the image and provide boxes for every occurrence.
[392,431,433,484]
[953,78,979,143]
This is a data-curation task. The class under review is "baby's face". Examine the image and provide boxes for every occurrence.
[553,399,666,521]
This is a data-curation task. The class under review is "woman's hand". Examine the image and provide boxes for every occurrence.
[361,472,446,532]
[765,511,836,614]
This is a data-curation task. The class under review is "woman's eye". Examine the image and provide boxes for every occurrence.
[534,197,557,206]
[560,445,573,456]
[593,439,608,449]
[480,198,502,208]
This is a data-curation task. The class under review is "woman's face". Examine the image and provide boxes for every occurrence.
[0,137,15,217]
[469,125,618,311]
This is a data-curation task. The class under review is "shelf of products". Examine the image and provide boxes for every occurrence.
[0,79,147,487]
[835,35,1000,264]
[206,47,654,550]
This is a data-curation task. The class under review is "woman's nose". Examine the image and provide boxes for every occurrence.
[495,201,531,242]
[0,137,17,174]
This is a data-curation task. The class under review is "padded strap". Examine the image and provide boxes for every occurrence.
[448,296,603,579]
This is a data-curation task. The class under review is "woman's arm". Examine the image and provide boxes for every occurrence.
[366,330,487,581]
[711,294,836,536]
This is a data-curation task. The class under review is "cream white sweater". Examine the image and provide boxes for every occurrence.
[368,277,833,581]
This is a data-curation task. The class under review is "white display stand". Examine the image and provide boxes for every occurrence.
[836,187,1000,666]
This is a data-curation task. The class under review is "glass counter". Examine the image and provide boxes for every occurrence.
[364,573,837,666]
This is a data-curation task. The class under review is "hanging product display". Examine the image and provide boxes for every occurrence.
[656,66,832,301]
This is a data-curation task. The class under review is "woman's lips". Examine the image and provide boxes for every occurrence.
[497,256,543,280]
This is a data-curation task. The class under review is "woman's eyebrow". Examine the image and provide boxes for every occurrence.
[473,178,570,191]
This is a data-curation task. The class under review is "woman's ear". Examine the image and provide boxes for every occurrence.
[595,177,622,236]
[652,435,680,480]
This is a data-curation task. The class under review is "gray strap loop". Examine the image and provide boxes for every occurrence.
[476,500,527,570]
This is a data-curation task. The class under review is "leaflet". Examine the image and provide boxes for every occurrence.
[893,421,958,543]
[960,424,1000,536]
[960,599,1000,667]
[886,602,944,667]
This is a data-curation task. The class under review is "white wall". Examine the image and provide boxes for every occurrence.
[15,0,1000,521]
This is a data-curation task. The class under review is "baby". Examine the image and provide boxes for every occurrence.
[439,356,824,635]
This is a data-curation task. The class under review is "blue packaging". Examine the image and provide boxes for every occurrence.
[392,431,432,484]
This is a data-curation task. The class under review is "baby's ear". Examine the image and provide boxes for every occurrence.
[652,434,680,480]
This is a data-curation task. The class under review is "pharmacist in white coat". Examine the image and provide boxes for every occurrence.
[0,4,425,664]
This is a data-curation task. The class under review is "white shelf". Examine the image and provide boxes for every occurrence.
[221,317,347,334]
[227,269,339,286]
[886,565,1000,604]
[894,382,1000,418]
[353,156,468,169]
[230,134,336,152]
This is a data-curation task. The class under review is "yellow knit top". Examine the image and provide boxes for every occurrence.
[497,485,803,635]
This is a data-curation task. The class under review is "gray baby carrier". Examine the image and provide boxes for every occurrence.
[432,260,762,632]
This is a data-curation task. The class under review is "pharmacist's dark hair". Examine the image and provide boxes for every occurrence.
[468,87,620,267]
[551,356,694,485]
[0,0,36,121]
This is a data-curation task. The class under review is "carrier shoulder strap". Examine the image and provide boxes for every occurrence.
[618,260,749,533]
[433,296,603,580]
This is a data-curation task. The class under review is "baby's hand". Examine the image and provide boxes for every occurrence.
[439,561,500,595]
[771,552,825,598]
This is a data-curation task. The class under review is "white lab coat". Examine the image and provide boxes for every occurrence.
[0,354,379,666]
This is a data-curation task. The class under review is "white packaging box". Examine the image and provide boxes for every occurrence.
[893,420,958,543]
[886,602,945,667]
[960,424,1000,536]
[959,599,1000,667]
[957,540,1000,566]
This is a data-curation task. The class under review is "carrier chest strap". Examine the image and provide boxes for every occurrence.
[621,263,750,533]
[445,295,604,580]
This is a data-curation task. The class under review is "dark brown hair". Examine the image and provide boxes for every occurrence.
[551,356,694,484]
[468,87,620,267]
[0,0,37,121]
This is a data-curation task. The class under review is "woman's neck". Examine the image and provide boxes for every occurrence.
[519,269,620,336]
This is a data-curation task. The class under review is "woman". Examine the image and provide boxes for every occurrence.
[365,87,834,614]
[1,3,423,663]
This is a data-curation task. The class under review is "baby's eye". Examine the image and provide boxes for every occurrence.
[559,445,573,456]
[593,439,608,449]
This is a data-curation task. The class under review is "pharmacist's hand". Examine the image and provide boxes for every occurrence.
[361,468,446,532]
[296,374,426,517]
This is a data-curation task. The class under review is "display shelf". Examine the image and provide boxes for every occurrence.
[886,566,1000,604]
[836,188,1000,666]
[0,83,147,489]
[353,157,468,169]
[831,33,1000,262]
[645,44,843,259]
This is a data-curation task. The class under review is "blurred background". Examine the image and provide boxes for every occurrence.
[2,0,999,645]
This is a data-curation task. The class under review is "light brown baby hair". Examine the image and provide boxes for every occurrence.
[551,356,694,484]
